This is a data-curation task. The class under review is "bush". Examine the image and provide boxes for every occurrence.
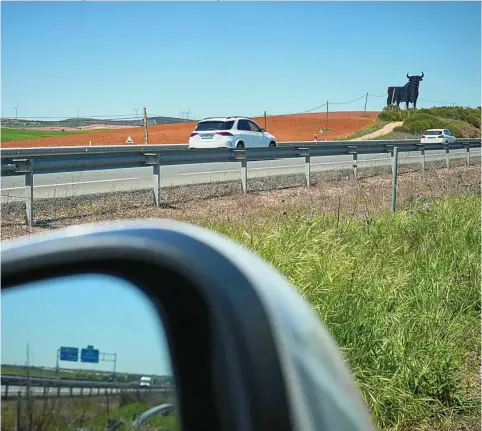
[381,106,481,138]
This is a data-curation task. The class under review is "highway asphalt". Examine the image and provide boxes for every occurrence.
[1,148,477,203]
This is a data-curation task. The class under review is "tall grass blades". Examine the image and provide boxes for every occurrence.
[207,195,481,431]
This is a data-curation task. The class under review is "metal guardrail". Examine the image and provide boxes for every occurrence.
[1,374,175,399]
[1,138,480,226]
[130,403,173,429]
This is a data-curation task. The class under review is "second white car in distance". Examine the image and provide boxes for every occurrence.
[420,128,457,144]
[188,117,277,149]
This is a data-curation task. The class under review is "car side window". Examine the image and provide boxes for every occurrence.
[247,120,261,132]
[237,120,250,131]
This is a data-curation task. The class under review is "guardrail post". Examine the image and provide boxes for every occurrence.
[346,146,358,178]
[391,147,399,214]
[466,144,471,166]
[234,149,247,194]
[105,388,110,414]
[5,384,8,399]
[445,144,450,169]
[145,153,161,207]
[416,144,425,174]
[389,147,395,175]
[299,148,310,186]
[421,146,425,173]
[13,159,34,226]
[16,392,22,431]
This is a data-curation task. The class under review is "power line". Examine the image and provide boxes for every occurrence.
[329,94,366,105]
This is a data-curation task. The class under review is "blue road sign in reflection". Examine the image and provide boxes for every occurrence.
[81,347,100,363]
[60,347,79,362]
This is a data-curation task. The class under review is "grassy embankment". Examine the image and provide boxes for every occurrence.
[206,194,480,431]
[343,106,481,140]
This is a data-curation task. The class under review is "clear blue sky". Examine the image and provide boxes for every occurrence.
[1,1,480,120]
[2,273,173,376]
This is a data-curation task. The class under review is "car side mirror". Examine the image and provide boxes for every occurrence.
[1,220,375,431]
[260,128,266,133]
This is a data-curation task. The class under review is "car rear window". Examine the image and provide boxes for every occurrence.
[195,121,234,131]
[424,130,442,135]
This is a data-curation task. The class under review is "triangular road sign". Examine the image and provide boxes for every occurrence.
[125,135,134,144]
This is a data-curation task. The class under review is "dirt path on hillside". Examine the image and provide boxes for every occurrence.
[351,121,404,141]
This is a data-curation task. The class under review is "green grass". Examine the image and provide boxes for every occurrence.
[1,127,109,142]
[377,106,481,138]
[86,402,178,431]
[203,194,481,431]
[339,119,390,140]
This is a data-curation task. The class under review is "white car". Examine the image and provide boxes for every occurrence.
[420,129,457,144]
[188,117,277,149]
[139,376,152,387]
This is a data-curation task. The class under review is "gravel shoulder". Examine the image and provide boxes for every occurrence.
[1,160,480,241]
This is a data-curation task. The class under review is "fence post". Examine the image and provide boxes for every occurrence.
[16,392,22,431]
[234,149,247,194]
[466,144,470,166]
[445,144,450,169]
[391,147,399,214]
[145,153,161,207]
[143,107,149,145]
[105,388,110,415]
[299,148,310,186]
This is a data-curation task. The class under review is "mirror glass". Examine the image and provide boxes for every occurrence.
[1,273,179,431]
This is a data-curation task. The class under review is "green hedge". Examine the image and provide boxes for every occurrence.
[379,106,481,138]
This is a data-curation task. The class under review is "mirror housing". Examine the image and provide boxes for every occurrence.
[1,220,375,431]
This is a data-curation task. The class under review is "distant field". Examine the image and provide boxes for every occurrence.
[1,127,109,142]
[0,111,380,147]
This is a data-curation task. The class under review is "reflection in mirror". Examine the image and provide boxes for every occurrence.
[1,273,179,431]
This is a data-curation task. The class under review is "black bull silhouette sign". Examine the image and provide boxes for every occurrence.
[387,73,424,109]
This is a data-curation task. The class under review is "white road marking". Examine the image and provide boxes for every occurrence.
[1,151,477,192]
[1,177,141,192]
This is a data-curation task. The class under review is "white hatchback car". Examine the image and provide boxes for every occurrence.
[188,117,277,149]
[420,129,457,144]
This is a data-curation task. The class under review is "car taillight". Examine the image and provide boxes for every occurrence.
[438,135,444,138]
[190,132,198,137]
[422,135,426,139]
[216,131,233,136]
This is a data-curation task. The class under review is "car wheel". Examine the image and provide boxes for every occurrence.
[236,142,245,149]
[269,141,277,148]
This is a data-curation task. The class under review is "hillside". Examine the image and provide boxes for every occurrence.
[1,116,192,129]
[379,106,481,138]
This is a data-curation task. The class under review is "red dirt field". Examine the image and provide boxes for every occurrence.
[1,111,379,148]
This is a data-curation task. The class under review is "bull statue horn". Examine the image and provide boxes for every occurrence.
[407,73,411,79]
[421,72,424,78]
